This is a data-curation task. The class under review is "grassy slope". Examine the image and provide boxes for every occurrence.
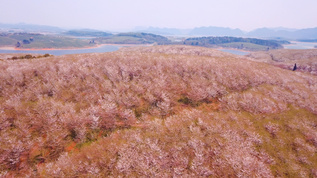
[0,33,93,49]
[247,49,317,75]
[0,46,316,177]
[94,32,171,45]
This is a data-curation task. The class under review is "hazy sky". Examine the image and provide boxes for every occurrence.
[0,0,316,31]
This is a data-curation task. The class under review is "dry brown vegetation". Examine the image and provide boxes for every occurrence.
[247,49,317,75]
[0,45,316,177]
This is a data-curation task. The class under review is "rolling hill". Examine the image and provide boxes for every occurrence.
[183,36,285,51]
[0,32,94,49]
[0,46,316,177]
[94,32,172,45]
[63,30,112,37]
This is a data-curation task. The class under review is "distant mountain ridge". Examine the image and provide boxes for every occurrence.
[134,26,245,36]
[1,23,317,39]
[248,27,317,39]
[133,27,190,35]
[136,26,317,40]
[189,26,245,36]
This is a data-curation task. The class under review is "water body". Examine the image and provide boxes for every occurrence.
[283,41,317,49]
[219,49,250,55]
[0,45,120,56]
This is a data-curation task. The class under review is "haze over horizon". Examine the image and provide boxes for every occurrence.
[0,0,317,32]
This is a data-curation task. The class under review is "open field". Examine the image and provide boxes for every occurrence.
[0,46,316,177]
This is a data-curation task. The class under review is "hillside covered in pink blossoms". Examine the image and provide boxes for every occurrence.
[0,46,317,177]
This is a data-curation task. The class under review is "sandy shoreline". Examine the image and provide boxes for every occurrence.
[0,43,153,51]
